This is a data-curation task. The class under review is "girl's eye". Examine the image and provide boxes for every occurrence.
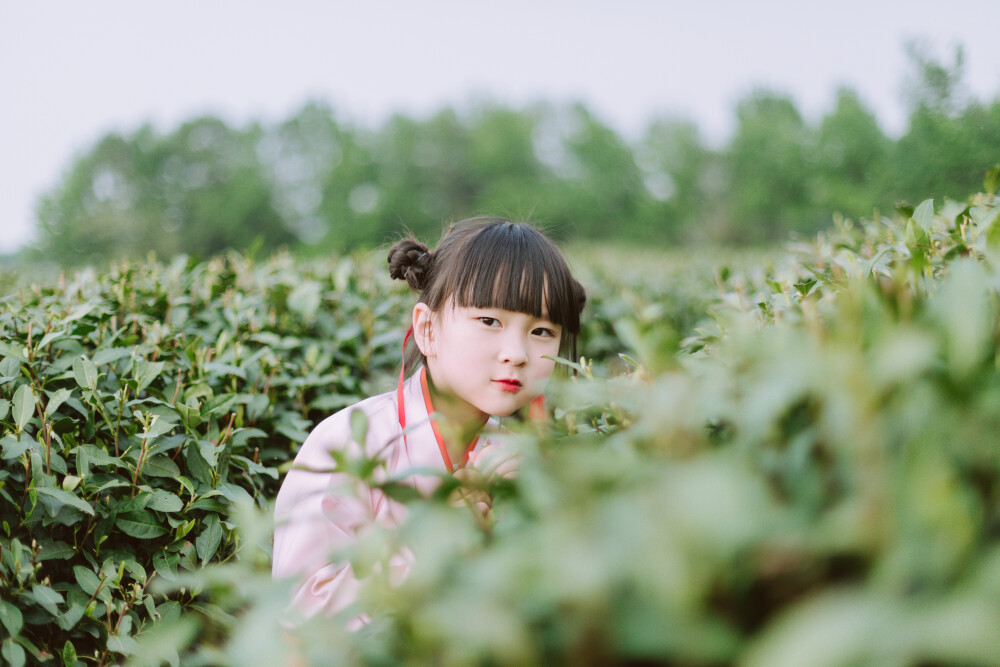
[533,327,557,338]
[479,317,501,328]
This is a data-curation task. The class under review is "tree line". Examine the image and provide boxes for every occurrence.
[30,44,1000,265]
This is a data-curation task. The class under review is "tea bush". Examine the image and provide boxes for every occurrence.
[4,187,1000,665]
[261,192,1000,667]
[0,251,417,665]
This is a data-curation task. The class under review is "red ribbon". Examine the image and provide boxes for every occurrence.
[397,328,477,472]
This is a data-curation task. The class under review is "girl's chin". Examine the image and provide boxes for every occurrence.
[487,397,537,418]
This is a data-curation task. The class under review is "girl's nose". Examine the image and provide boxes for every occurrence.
[499,334,528,366]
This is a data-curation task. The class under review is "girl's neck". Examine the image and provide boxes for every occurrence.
[424,371,488,465]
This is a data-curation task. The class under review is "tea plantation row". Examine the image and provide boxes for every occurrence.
[3,190,1000,665]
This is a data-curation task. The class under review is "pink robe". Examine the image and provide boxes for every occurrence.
[271,368,495,621]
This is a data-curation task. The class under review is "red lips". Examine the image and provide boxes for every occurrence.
[494,379,522,393]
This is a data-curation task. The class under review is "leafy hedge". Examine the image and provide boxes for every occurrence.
[4,188,1000,665]
[0,252,415,665]
[270,192,1000,666]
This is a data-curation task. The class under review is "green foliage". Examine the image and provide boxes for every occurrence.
[7,185,1000,665]
[27,41,1000,266]
[892,100,1000,205]
[727,90,816,241]
[119,187,1000,666]
[635,117,723,243]
[813,88,891,221]
[0,250,411,664]
[901,39,967,115]
[35,118,294,266]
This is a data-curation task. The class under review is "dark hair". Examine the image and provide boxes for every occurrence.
[388,217,586,366]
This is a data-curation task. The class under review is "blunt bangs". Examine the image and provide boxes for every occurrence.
[434,222,580,335]
[409,217,584,367]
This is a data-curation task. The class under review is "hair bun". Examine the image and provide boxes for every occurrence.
[387,239,433,291]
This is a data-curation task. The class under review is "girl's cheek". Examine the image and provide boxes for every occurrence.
[537,357,557,380]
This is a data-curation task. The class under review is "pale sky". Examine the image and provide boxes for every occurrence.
[2,1,999,254]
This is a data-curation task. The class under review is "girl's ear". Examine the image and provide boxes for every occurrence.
[412,302,437,358]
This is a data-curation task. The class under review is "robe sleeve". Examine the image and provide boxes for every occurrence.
[271,402,389,621]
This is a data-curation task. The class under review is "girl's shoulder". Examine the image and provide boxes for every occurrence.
[294,387,401,465]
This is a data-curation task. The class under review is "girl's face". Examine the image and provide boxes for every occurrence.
[414,301,562,424]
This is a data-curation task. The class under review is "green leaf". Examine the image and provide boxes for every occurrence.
[0,355,19,380]
[152,551,179,581]
[45,388,73,417]
[72,356,98,390]
[310,393,360,412]
[106,634,139,656]
[862,247,892,278]
[56,604,86,632]
[175,518,196,541]
[350,408,369,448]
[63,303,95,324]
[978,206,1000,248]
[120,558,147,585]
[1,640,26,667]
[74,444,125,474]
[36,329,65,351]
[138,415,175,440]
[175,403,202,429]
[0,341,27,363]
[62,640,78,667]
[187,602,236,627]
[378,480,424,504]
[202,362,246,380]
[134,359,165,394]
[73,565,105,599]
[0,600,23,638]
[197,439,219,467]
[905,218,929,257]
[984,163,1000,194]
[36,540,76,562]
[144,489,184,513]
[34,487,95,517]
[288,280,322,320]
[231,427,267,447]
[141,455,181,478]
[12,384,35,431]
[0,434,35,461]
[203,393,237,416]
[0,399,9,421]
[183,382,213,403]
[912,198,934,231]
[116,510,168,539]
[118,491,152,513]
[92,347,134,366]
[217,482,254,506]
[28,584,64,616]
[195,514,223,564]
[126,617,197,667]
[187,496,226,513]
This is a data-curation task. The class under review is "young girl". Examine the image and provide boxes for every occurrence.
[271,217,586,621]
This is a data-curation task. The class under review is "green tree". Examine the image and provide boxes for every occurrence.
[465,103,549,222]
[259,101,379,252]
[531,102,647,241]
[634,117,719,242]
[368,108,478,244]
[35,116,291,265]
[726,90,817,242]
[892,42,1000,203]
[900,39,967,116]
[813,88,891,219]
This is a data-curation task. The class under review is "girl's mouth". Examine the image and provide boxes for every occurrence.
[495,379,522,393]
